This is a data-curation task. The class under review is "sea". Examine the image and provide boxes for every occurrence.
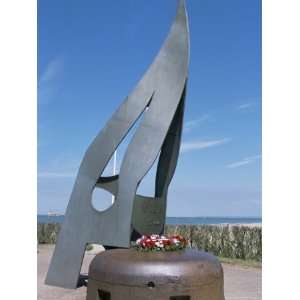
[37,215,261,225]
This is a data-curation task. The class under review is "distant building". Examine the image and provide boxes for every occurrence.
[47,211,62,217]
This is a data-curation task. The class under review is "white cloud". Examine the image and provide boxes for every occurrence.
[226,155,261,169]
[180,138,230,153]
[38,172,76,179]
[184,114,211,132]
[39,57,63,85]
[38,154,80,179]
[237,103,254,110]
[38,57,63,104]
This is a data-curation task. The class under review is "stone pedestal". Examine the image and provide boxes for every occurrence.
[87,248,225,300]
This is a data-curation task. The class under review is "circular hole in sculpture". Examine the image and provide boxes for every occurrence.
[91,188,114,212]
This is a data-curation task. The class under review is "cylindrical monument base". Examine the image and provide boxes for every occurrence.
[87,248,224,300]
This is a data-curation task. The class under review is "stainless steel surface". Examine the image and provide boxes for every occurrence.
[46,0,190,289]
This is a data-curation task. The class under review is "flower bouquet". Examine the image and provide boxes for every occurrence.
[134,234,188,252]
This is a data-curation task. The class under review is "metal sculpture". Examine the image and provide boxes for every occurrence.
[46,0,189,289]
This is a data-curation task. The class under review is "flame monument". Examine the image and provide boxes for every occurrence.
[46,2,225,299]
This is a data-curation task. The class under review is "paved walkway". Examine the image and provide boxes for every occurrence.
[38,245,261,300]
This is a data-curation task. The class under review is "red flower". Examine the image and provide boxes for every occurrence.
[171,235,187,245]
[162,239,171,246]
[144,239,155,248]
[135,234,187,251]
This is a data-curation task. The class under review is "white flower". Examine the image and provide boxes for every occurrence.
[171,238,180,244]
[155,241,164,248]
[150,234,159,240]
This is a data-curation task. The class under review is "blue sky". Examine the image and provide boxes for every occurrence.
[38,0,261,217]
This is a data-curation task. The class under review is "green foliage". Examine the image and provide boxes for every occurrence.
[37,223,60,244]
[37,223,262,261]
[134,244,186,252]
[165,224,262,261]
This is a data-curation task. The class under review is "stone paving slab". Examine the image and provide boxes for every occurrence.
[37,245,261,300]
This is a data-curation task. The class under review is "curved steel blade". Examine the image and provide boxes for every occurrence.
[46,0,189,289]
